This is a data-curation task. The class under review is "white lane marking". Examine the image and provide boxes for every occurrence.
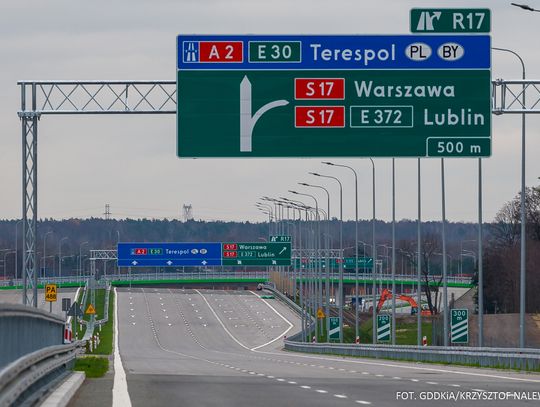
[316,389,328,393]
[112,288,132,407]
[426,381,438,385]
[450,384,461,387]
[472,388,486,392]
[393,376,401,380]
[194,290,251,351]
[276,378,285,382]
[300,385,311,389]
[249,291,294,351]
[256,346,540,384]
[334,394,347,399]
[288,381,297,384]
[375,374,383,377]
[356,401,372,405]
[410,379,419,382]
[362,372,369,375]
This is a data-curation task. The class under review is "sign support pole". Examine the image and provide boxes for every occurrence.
[441,158,449,346]
[417,158,422,347]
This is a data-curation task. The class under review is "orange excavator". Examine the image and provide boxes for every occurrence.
[375,288,431,316]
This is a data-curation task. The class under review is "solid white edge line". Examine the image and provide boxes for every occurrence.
[250,291,294,351]
[112,287,132,407]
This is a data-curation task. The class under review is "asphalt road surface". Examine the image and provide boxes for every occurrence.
[109,287,540,407]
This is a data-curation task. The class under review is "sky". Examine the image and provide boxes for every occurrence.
[1,0,540,223]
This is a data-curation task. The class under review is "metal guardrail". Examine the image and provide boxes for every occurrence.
[0,303,65,368]
[283,341,540,370]
[264,282,540,371]
[0,341,83,406]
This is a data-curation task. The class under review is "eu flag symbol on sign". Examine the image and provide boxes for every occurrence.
[183,41,199,62]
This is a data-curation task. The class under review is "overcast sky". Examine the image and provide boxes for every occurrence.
[1,0,539,223]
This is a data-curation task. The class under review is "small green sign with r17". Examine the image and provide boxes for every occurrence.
[411,9,490,33]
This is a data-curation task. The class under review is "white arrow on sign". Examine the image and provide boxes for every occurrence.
[278,247,287,255]
[240,76,289,153]
[201,260,207,265]
[166,260,173,266]
[131,260,138,266]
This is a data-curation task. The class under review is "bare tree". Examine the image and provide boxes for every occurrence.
[399,232,441,315]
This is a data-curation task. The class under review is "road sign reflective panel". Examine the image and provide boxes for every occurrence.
[85,303,96,315]
[45,284,57,302]
[177,35,491,158]
[451,308,469,343]
[62,298,71,312]
[222,242,292,266]
[317,308,325,319]
[377,315,391,342]
[411,9,491,33]
[329,317,340,340]
[67,302,83,317]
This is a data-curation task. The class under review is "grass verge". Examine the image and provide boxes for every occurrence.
[73,356,109,378]
[88,290,114,355]
[315,317,431,345]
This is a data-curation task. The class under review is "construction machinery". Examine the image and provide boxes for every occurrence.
[373,288,431,316]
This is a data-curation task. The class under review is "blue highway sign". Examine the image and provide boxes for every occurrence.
[177,35,490,70]
[117,242,222,267]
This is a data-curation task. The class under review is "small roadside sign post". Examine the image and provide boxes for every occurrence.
[45,284,57,313]
[329,317,340,341]
[451,309,469,344]
[317,308,325,319]
[67,302,83,340]
[62,298,71,320]
[85,303,96,316]
[377,315,391,342]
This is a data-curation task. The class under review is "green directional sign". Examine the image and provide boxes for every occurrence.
[377,315,391,342]
[177,35,491,158]
[329,317,340,341]
[411,9,491,33]
[269,235,292,243]
[178,70,490,157]
[222,242,291,266]
[294,257,373,269]
[451,308,469,344]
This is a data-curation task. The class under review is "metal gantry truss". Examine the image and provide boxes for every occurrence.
[492,79,540,113]
[89,250,119,260]
[16,78,539,306]
[18,81,176,305]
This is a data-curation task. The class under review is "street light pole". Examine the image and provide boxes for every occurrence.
[79,241,89,284]
[42,231,53,280]
[492,46,526,348]
[322,161,360,343]
[3,251,16,281]
[58,237,68,281]
[366,159,377,344]
[310,172,344,342]
[299,182,331,342]
[290,190,321,341]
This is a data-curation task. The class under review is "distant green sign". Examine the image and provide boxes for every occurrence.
[329,317,340,340]
[411,9,491,33]
[222,242,291,266]
[451,308,469,344]
[294,257,373,270]
[377,315,391,342]
[269,235,291,243]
